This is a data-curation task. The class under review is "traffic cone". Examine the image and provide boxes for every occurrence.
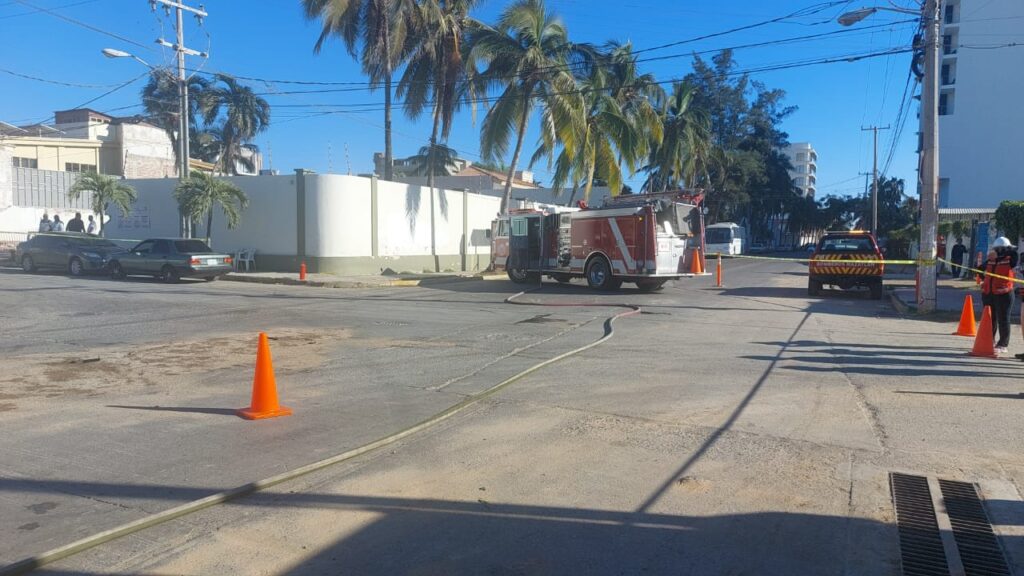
[716,253,723,287]
[237,333,293,420]
[690,248,704,274]
[968,306,997,358]
[952,294,977,337]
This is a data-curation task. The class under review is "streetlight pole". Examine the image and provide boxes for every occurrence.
[839,2,940,313]
[862,125,890,236]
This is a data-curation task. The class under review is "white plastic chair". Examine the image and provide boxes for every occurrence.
[237,248,256,272]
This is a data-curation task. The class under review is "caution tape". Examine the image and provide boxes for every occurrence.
[712,252,935,266]
[937,257,1024,286]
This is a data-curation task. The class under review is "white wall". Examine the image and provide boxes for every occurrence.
[0,144,12,210]
[112,174,500,266]
[0,205,102,234]
[306,174,371,257]
[939,0,1024,208]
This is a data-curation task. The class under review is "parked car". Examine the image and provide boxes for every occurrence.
[749,242,768,253]
[808,230,884,299]
[16,233,125,276]
[109,238,233,282]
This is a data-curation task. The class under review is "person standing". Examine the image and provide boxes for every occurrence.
[38,213,52,232]
[951,237,967,278]
[66,212,85,233]
[981,237,1017,354]
[51,215,64,232]
[86,215,97,235]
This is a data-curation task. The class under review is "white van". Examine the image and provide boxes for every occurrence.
[705,222,746,255]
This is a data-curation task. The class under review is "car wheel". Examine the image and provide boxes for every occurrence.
[161,265,180,284]
[869,281,883,300]
[808,278,822,296]
[68,257,84,277]
[636,280,667,292]
[109,261,125,280]
[586,256,616,290]
[21,255,36,273]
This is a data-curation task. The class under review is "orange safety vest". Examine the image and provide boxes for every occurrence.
[982,254,1015,295]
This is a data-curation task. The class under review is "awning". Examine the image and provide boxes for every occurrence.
[938,207,996,222]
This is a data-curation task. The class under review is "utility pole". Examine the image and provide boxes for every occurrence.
[859,171,872,228]
[918,0,941,313]
[153,0,208,237]
[861,125,890,236]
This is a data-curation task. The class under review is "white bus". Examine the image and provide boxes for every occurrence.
[705,222,746,255]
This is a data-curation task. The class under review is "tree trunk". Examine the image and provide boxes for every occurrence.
[502,91,532,215]
[428,99,441,273]
[383,16,394,181]
[98,207,105,237]
[583,156,596,203]
[206,210,213,244]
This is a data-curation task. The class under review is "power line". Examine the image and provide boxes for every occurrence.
[0,0,97,19]
[9,0,155,52]
[0,67,131,88]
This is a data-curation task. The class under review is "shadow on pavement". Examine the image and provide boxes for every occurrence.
[894,391,1024,399]
[7,480,902,576]
[106,405,238,416]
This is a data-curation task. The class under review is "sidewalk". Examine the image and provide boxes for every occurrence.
[221,270,499,289]
[889,275,1022,319]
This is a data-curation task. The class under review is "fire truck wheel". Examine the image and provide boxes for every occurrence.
[636,280,666,292]
[585,256,616,290]
[507,267,532,284]
[551,273,572,284]
[808,278,822,296]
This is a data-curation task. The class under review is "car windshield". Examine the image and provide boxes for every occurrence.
[819,236,874,252]
[706,228,733,244]
[174,240,213,253]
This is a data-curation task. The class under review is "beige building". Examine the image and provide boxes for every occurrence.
[3,108,260,178]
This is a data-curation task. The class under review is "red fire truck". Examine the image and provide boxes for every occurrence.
[490,193,704,291]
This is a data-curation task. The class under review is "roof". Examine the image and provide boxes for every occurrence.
[938,207,996,222]
[455,165,539,188]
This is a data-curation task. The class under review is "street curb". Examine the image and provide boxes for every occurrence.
[889,290,915,315]
[221,274,487,289]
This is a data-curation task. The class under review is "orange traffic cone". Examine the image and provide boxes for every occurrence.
[716,253,723,287]
[952,294,977,337]
[690,248,704,274]
[968,306,997,358]
[237,333,293,420]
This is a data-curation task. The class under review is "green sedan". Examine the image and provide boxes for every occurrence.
[109,238,234,282]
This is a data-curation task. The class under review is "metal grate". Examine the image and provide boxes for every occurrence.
[938,479,1011,576]
[890,472,951,576]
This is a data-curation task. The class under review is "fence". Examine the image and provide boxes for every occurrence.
[12,167,93,210]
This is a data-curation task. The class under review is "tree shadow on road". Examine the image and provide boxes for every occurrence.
[106,405,238,416]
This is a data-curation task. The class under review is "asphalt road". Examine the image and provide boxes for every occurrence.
[2,258,1023,575]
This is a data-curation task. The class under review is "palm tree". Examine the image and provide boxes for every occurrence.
[173,171,249,243]
[198,74,271,175]
[642,80,712,192]
[303,0,414,181]
[543,41,663,204]
[468,0,583,214]
[398,0,479,215]
[407,143,460,176]
[67,172,137,236]
[141,68,210,174]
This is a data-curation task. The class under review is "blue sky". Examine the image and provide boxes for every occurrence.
[0,0,920,198]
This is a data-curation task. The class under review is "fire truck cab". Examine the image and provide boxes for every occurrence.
[491,194,703,291]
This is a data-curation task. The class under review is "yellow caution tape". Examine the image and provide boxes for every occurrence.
[937,257,1024,286]
[712,252,935,266]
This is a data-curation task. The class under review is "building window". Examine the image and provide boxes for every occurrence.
[12,157,38,168]
[941,64,954,85]
[65,162,96,173]
[944,3,956,24]
[939,92,954,116]
[796,152,807,162]
[943,34,956,55]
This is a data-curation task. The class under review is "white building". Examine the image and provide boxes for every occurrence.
[937,0,1024,208]
[783,142,817,198]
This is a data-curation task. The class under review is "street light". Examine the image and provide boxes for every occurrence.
[838,1,941,313]
[101,48,152,68]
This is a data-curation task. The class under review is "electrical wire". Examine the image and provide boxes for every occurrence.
[0,67,132,88]
[9,0,155,52]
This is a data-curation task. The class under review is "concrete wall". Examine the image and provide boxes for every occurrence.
[939,0,1024,208]
[0,144,12,210]
[110,173,500,274]
[11,138,103,172]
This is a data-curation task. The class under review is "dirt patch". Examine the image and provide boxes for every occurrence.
[0,328,353,401]
[0,402,16,412]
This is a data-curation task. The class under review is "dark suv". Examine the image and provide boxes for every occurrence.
[16,233,125,276]
[808,231,885,299]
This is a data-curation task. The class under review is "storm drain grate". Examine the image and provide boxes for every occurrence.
[938,479,1011,576]
[890,472,951,576]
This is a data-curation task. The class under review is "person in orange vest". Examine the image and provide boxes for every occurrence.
[982,236,1017,354]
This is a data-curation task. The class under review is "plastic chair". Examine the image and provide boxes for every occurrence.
[238,248,256,272]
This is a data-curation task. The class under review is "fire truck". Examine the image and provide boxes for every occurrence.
[490,192,705,291]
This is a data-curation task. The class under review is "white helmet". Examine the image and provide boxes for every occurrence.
[993,236,1012,248]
